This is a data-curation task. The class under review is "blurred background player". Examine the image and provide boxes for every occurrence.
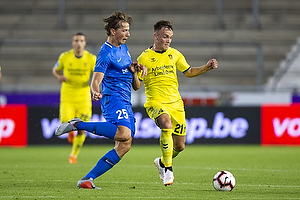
[55,11,146,189]
[0,65,2,80]
[136,20,218,186]
[52,32,96,164]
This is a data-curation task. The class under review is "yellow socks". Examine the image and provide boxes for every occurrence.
[160,129,173,167]
[70,133,86,158]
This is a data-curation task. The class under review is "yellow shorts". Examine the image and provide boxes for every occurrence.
[145,99,186,136]
[59,101,91,123]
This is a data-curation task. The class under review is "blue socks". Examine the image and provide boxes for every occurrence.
[76,122,122,180]
[76,122,117,140]
[84,149,121,179]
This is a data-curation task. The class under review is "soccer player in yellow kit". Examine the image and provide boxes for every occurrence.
[52,32,96,164]
[136,20,218,186]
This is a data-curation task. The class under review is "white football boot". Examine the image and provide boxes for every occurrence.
[163,167,174,186]
[77,178,100,189]
[55,117,83,136]
[154,157,164,182]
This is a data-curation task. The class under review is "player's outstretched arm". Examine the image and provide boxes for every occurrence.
[184,58,218,78]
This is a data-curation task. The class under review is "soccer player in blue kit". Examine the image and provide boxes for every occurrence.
[55,11,146,189]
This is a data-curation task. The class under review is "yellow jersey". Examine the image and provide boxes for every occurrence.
[137,47,190,104]
[55,49,96,102]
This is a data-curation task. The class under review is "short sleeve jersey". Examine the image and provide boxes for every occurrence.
[137,47,190,104]
[54,49,96,102]
[94,42,133,103]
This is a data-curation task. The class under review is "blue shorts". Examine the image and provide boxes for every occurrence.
[100,95,135,137]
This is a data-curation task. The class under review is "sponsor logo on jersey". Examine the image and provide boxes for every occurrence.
[122,68,128,74]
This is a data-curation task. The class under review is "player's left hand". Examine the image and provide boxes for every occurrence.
[129,61,147,77]
[207,58,218,69]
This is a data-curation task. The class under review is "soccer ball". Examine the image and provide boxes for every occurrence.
[213,170,236,191]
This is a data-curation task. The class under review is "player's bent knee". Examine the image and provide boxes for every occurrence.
[114,132,131,142]
[157,114,172,129]
[115,126,132,141]
[159,120,172,129]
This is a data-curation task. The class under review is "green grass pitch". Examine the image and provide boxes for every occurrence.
[0,144,299,199]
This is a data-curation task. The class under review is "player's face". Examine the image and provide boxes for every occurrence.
[72,35,86,54]
[154,27,173,51]
[112,22,130,47]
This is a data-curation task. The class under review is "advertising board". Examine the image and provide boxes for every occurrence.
[261,104,300,145]
[0,104,27,146]
[28,106,261,145]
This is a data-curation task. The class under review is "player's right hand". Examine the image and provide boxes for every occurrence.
[92,92,102,101]
[57,75,67,83]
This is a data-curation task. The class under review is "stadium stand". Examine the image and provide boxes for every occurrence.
[0,0,299,92]
[267,37,300,92]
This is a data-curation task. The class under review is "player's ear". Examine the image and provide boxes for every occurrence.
[110,28,116,36]
[153,32,157,40]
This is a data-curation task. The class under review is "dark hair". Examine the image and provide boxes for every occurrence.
[73,32,86,37]
[153,20,173,32]
[103,11,133,36]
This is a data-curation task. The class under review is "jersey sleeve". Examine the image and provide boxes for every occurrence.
[91,54,97,73]
[54,52,65,71]
[176,51,190,73]
[94,50,110,73]
[173,49,190,73]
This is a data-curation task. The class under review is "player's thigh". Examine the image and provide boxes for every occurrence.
[101,96,135,137]
[75,102,92,122]
[59,101,76,123]
[169,101,186,136]
[145,102,170,127]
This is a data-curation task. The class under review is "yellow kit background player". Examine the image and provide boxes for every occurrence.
[136,20,218,185]
[52,32,96,164]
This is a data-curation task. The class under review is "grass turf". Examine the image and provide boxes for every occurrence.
[0,144,299,199]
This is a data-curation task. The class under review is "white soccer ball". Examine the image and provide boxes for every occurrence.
[213,170,236,191]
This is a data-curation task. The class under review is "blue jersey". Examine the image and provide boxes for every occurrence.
[94,42,133,103]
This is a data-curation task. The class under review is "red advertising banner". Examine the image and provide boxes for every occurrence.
[261,104,300,145]
[0,104,28,146]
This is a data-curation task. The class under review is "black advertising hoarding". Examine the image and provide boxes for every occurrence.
[28,106,110,145]
[27,106,261,145]
[184,106,261,144]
